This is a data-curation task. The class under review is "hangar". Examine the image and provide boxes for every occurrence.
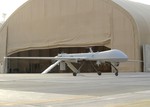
[0,0,150,73]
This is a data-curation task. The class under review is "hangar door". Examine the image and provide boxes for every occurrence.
[143,44,150,72]
[7,46,111,73]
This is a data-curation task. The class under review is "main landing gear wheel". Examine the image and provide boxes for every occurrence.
[73,72,77,76]
[115,72,118,76]
[97,72,101,76]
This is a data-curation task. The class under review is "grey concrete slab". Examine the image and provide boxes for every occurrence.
[0,73,150,106]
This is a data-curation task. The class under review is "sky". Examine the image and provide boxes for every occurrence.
[129,0,150,5]
[0,0,28,22]
[0,0,150,22]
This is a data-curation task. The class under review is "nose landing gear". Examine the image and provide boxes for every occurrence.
[105,62,119,76]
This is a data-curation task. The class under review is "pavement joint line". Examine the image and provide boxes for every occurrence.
[96,90,150,101]
[0,89,94,106]
[0,96,95,106]
[0,98,84,106]
[112,100,150,107]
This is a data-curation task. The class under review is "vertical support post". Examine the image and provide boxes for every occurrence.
[3,57,7,73]
[3,26,9,73]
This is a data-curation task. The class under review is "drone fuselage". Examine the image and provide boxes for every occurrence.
[57,49,128,63]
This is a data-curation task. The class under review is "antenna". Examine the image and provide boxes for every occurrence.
[2,13,6,22]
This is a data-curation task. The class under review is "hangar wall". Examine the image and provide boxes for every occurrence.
[0,0,142,73]
[114,0,150,46]
[111,6,137,72]
[7,0,112,55]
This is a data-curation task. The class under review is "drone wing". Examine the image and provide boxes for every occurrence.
[4,57,56,60]
[4,56,87,62]
[4,56,87,74]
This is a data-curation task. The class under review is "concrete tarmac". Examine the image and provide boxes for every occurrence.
[0,72,150,107]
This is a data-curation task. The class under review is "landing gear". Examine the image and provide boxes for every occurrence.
[115,71,118,76]
[97,72,101,76]
[70,61,119,76]
[106,62,119,76]
[111,65,119,76]
[90,61,102,76]
[73,72,77,76]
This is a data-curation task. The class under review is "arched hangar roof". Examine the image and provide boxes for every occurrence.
[113,0,150,45]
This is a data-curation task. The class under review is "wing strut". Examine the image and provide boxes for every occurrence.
[41,60,62,74]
